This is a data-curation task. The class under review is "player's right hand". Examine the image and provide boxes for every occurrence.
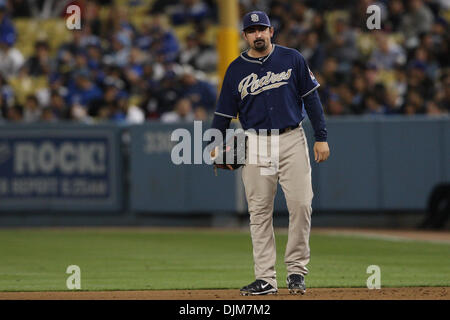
[210,148,234,170]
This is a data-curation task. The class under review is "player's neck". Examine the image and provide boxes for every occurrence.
[247,42,273,58]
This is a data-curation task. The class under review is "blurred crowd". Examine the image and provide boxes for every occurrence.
[0,0,449,125]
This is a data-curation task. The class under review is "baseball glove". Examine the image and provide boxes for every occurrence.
[212,132,247,174]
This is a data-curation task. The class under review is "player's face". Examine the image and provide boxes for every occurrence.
[243,26,273,52]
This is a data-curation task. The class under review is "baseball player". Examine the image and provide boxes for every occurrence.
[210,11,330,295]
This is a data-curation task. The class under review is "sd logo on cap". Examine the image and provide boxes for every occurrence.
[242,11,271,31]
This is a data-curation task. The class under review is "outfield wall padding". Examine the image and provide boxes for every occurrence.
[0,117,448,214]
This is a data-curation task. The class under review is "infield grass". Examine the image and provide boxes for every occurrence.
[0,228,448,291]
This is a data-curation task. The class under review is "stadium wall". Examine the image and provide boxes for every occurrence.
[0,116,448,228]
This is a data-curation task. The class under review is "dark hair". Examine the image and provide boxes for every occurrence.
[35,40,49,50]
[11,105,24,116]
[25,94,38,103]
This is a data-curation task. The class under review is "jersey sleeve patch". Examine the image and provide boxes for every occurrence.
[297,53,320,98]
[308,67,316,81]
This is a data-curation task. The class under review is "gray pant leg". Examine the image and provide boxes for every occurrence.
[242,158,278,288]
[278,126,313,276]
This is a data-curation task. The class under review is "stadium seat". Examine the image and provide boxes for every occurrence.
[40,19,72,54]
[99,5,111,22]
[324,10,349,37]
[14,18,38,57]
[129,94,143,107]
[172,24,196,44]
[130,14,152,30]
[377,70,396,87]
[204,25,218,46]
[13,18,71,57]
[356,32,376,57]
[8,76,49,105]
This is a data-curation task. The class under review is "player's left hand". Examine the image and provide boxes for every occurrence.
[313,141,330,163]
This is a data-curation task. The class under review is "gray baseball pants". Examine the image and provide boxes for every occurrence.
[241,123,313,289]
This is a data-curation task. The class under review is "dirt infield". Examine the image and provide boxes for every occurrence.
[0,287,448,300]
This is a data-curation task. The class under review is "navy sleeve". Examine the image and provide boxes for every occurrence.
[303,90,327,142]
[214,68,239,119]
[208,68,238,151]
[296,53,320,98]
[210,114,232,148]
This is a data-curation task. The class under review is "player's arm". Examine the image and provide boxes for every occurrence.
[302,90,330,163]
[210,115,231,157]
[209,115,234,170]
[296,53,330,163]
[208,69,239,168]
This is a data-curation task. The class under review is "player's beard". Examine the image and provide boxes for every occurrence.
[253,39,267,52]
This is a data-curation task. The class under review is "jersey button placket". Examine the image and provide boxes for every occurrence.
[259,63,272,119]
[260,65,268,96]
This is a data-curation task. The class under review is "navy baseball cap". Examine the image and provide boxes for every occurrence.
[242,11,271,31]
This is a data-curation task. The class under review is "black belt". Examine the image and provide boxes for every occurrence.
[279,123,300,134]
[255,123,300,135]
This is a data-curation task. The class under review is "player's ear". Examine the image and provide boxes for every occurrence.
[269,27,274,37]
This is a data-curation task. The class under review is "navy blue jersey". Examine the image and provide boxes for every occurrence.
[213,44,327,141]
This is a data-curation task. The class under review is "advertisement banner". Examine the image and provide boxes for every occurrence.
[0,125,123,212]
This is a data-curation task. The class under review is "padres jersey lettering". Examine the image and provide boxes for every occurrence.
[238,68,292,100]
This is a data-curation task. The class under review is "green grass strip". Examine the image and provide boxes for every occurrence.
[0,229,448,291]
